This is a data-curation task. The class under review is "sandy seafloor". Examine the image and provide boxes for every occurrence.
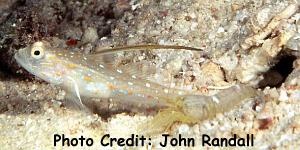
[1,0,300,149]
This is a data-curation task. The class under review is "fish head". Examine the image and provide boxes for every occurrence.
[14,41,66,84]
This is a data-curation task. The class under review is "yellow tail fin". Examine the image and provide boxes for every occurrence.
[138,108,197,135]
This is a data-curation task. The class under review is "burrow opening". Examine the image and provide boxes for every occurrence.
[258,53,297,88]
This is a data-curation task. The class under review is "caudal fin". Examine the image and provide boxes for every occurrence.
[138,107,197,135]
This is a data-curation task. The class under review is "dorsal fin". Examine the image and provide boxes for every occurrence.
[93,44,205,54]
[86,44,205,83]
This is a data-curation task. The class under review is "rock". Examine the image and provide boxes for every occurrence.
[0,0,17,24]
[82,27,99,44]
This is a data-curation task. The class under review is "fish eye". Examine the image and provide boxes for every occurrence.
[31,42,45,59]
[31,48,44,59]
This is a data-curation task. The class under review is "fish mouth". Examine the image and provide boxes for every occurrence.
[14,48,34,73]
[14,48,26,65]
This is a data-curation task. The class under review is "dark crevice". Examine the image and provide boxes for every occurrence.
[0,0,130,77]
[258,54,296,88]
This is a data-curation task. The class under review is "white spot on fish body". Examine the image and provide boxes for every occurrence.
[170,82,176,88]
[128,82,133,86]
[131,75,136,79]
[99,64,104,68]
[86,82,110,97]
[178,91,183,95]
[117,89,128,95]
[117,69,123,73]
[164,89,169,93]
[136,93,144,97]
[145,83,151,87]
[212,96,220,104]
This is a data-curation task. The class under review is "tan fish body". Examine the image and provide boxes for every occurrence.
[14,41,259,134]
[14,42,194,105]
